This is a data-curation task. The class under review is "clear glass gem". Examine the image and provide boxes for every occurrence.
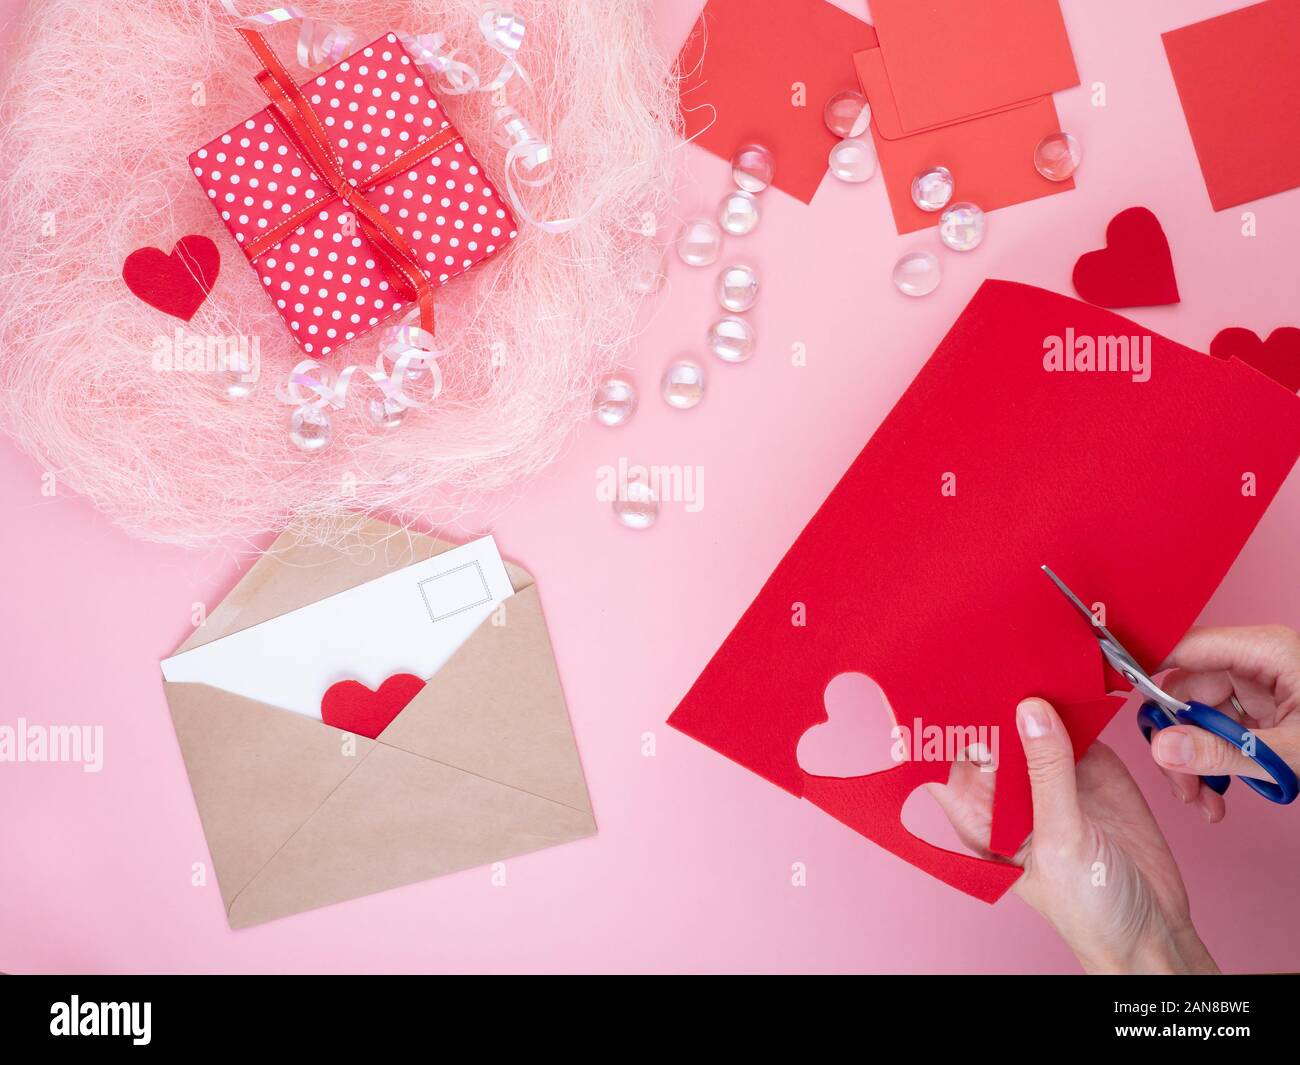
[892,251,942,297]
[221,350,256,399]
[222,373,254,400]
[708,316,756,364]
[718,189,760,236]
[613,478,659,530]
[381,322,440,386]
[938,201,986,251]
[366,395,407,429]
[828,137,877,183]
[1034,131,1082,182]
[911,166,954,212]
[630,244,666,294]
[594,377,638,427]
[731,143,775,193]
[662,360,705,410]
[289,404,332,452]
[676,218,722,267]
[717,263,759,312]
[823,90,872,139]
[400,362,432,389]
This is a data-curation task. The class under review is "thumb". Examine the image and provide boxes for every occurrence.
[1152,723,1300,782]
[1017,698,1083,841]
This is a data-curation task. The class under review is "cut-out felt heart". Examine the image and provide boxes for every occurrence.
[1072,206,1179,308]
[121,235,220,321]
[320,673,427,739]
[797,672,901,778]
[1211,327,1300,393]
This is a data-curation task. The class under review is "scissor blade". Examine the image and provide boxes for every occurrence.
[1040,565,1100,629]
[1040,564,1186,719]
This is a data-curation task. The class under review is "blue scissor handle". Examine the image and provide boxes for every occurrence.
[1137,700,1299,804]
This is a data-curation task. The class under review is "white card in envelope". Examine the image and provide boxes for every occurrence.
[161,536,515,719]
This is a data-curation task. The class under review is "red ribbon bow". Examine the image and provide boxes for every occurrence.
[238,28,457,338]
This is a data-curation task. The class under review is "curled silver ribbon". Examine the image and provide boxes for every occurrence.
[222,1,576,233]
[277,313,447,414]
[400,30,481,95]
[478,8,529,92]
[217,2,358,68]
[496,105,589,234]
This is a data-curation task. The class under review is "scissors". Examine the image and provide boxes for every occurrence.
[1041,565,1298,805]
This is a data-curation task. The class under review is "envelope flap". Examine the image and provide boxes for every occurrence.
[856,47,1035,142]
[869,0,1078,133]
[176,517,535,653]
[164,681,375,914]
[856,48,907,141]
[376,583,592,813]
[227,744,597,928]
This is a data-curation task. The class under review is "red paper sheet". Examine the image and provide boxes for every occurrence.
[669,280,1300,901]
[856,48,1071,235]
[1163,0,1300,211]
[870,0,1079,133]
[677,0,878,204]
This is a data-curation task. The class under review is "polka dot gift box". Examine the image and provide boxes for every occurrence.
[189,30,518,358]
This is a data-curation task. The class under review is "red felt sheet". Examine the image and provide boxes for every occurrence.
[669,280,1300,900]
[1071,206,1180,309]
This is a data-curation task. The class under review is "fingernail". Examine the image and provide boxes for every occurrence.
[1201,802,1216,823]
[1156,730,1194,767]
[1017,699,1051,739]
[1169,778,1191,803]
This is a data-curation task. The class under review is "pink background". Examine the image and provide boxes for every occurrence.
[3,0,1299,974]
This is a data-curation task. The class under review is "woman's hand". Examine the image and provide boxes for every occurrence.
[930,698,1217,974]
[1149,625,1300,823]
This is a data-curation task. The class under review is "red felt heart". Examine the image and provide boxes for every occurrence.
[1072,206,1180,308]
[1210,327,1300,393]
[320,673,427,739]
[121,235,220,321]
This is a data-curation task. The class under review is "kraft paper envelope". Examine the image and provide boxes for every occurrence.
[162,518,596,929]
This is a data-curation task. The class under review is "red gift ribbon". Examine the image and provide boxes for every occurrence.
[238,28,459,337]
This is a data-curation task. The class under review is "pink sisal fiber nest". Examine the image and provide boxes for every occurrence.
[0,0,677,547]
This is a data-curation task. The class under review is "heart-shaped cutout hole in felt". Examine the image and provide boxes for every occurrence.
[900,779,987,859]
[121,234,220,321]
[320,673,427,739]
[1072,206,1179,309]
[1211,326,1300,393]
[796,672,902,778]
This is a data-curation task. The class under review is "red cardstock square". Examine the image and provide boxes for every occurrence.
[856,47,1071,235]
[677,0,878,204]
[870,0,1079,132]
[1163,0,1300,211]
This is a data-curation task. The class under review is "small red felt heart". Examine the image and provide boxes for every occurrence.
[320,673,427,739]
[122,235,220,321]
[1210,327,1300,393]
[1072,207,1180,309]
